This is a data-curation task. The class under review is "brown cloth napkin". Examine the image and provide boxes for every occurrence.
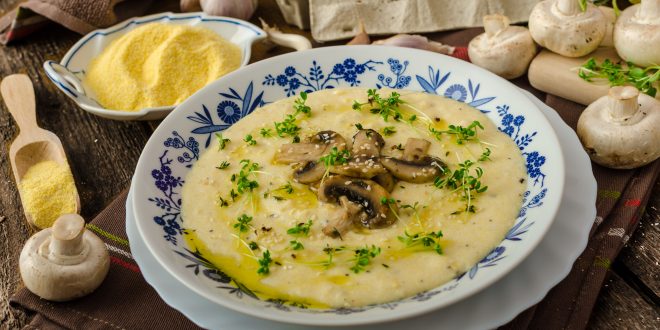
[9,29,660,329]
[0,0,153,44]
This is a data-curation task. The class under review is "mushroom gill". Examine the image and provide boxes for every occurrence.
[380,138,447,183]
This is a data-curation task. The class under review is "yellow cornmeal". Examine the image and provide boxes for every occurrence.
[18,161,78,229]
[85,23,242,111]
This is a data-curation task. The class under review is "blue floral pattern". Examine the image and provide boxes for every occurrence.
[144,55,553,314]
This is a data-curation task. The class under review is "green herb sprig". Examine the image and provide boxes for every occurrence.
[382,126,396,136]
[434,160,488,214]
[274,92,312,141]
[231,159,260,194]
[577,58,660,97]
[260,128,273,137]
[215,133,230,150]
[319,147,350,167]
[216,161,230,170]
[257,250,272,275]
[352,89,404,122]
[398,231,444,255]
[287,220,313,236]
[244,134,257,146]
[430,121,484,145]
[289,240,304,250]
[350,245,381,273]
[233,214,253,232]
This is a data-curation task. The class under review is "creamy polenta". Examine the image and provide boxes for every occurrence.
[181,88,526,308]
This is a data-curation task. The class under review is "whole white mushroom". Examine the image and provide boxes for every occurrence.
[577,86,660,169]
[529,0,607,57]
[19,214,110,301]
[468,14,537,79]
[613,0,660,67]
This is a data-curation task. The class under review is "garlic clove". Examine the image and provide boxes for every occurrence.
[260,18,312,51]
[372,34,455,55]
[613,0,660,67]
[468,14,537,79]
[529,0,607,57]
[577,86,660,169]
[200,0,258,21]
[347,20,370,45]
[19,214,110,301]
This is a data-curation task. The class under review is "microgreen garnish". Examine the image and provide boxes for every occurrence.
[320,147,350,167]
[260,127,273,137]
[274,92,312,141]
[215,133,230,150]
[408,114,417,123]
[287,220,313,236]
[321,245,345,268]
[350,245,381,273]
[382,126,397,136]
[478,148,491,162]
[257,250,272,275]
[216,161,230,170]
[233,214,253,232]
[354,123,364,130]
[289,240,304,250]
[380,197,396,205]
[248,241,259,250]
[243,134,257,146]
[217,196,229,207]
[401,202,425,226]
[398,231,444,255]
[392,143,404,151]
[429,121,484,144]
[353,89,405,122]
[577,58,660,97]
[231,159,260,194]
[434,160,488,213]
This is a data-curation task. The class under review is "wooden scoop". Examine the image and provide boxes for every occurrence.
[1,74,80,227]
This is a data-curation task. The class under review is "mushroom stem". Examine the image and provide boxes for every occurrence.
[607,86,640,123]
[483,14,510,38]
[637,0,660,23]
[557,0,582,16]
[49,214,85,257]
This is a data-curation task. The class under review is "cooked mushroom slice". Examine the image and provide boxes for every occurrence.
[351,129,385,158]
[274,130,347,164]
[318,175,397,228]
[329,157,387,178]
[373,172,396,192]
[381,156,446,183]
[402,138,431,162]
[322,196,369,238]
[293,161,326,183]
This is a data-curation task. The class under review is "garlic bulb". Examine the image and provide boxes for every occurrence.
[200,0,258,20]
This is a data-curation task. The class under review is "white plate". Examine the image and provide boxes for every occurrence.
[131,46,565,325]
[43,12,265,120]
[126,90,596,329]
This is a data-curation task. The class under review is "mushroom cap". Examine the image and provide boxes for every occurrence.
[351,129,385,158]
[274,130,347,164]
[19,215,110,301]
[613,3,660,67]
[293,161,326,183]
[577,87,660,169]
[468,24,537,79]
[528,0,607,57]
[381,156,446,183]
[318,175,396,228]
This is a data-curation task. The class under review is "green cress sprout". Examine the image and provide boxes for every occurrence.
[434,160,488,214]
[215,133,230,150]
[274,92,312,142]
[352,89,405,122]
[350,245,381,273]
[398,231,444,255]
[577,58,660,97]
[257,250,272,275]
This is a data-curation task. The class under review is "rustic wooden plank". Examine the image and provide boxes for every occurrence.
[588,270,660,329]
[619,179,660,297]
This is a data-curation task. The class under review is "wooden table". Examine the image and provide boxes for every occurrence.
[0,0,657,328]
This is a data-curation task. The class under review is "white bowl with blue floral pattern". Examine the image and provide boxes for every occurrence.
[131,46,565,326]
[43,12,265,121]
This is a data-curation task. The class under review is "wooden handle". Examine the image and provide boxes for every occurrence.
[1,74,39,134]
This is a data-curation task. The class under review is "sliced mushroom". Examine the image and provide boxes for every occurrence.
[274,130,347,164]
[380,138,446,183]
[329,129,388,179]
[321,196,369,238]
[402,138,431,161]
[293,161,326,183]
[351,129,385,158]
[373,172,396,192]
[381,156,446,183]
[318,175,397,229]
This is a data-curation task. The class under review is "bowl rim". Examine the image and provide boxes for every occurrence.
[42,11,266,120]
[133,45,566,326]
